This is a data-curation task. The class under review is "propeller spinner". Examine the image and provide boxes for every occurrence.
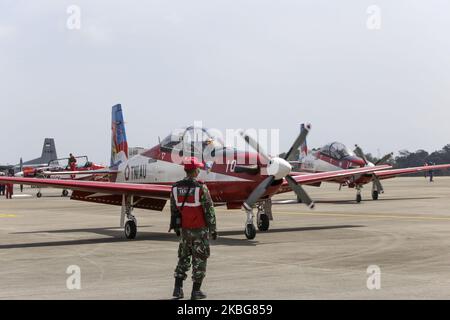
[239,124,315,211]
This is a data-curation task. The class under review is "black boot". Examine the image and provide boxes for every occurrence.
[191,281,207,300]
[172,278,184,299]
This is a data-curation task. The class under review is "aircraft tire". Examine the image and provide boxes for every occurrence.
[257,214,270,231]
[62,189,69,197]
[356,194,362,203]
[125,220,137,239]
[36,192,42,198]
[245,224,256,240]
[372,190,379,200]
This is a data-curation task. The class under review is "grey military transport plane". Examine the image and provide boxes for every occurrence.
[0,138,58,173]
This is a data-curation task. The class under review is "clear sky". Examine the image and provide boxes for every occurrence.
[1,0,449,165]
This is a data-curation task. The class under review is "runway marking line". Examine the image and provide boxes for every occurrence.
[0,214,17,218]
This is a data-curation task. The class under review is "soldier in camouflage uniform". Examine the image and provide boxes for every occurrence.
[170,157,217,300]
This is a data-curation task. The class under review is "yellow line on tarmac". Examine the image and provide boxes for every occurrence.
[0,214,17,218]
[273,211,450,222]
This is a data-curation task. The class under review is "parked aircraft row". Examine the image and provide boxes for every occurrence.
[1,104,449,240]
[0,140,107,197]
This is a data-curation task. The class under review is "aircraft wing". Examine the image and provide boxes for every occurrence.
[286,165,392,185]
[0,177,171,199]
[374,164,450,179]
[41,169,117,176]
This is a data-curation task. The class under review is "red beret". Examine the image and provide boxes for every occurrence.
[183,157,204,170]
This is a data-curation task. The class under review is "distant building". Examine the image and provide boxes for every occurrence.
[128,147,145,157]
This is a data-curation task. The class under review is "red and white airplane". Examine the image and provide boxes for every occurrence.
[17,155,110,197]
[292,124,450,203]
[18,156,106,178]
[0,105,411,240]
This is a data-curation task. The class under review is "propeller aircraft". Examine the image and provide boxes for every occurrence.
[292,124,450,203]
[0,105,403,240]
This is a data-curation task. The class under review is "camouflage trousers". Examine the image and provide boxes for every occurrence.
[174,228,210,283]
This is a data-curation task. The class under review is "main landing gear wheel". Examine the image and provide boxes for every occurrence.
[36,192,42,198]
[124,220,137,239]
[356,194,362,203]
[62,189,69,197]
[245,224,256,240]
[257,214,270,231]
[372,190,379,200]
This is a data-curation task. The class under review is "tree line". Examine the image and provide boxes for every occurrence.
[365,144,450,176]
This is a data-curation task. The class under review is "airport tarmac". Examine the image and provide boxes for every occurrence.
[1,177,450,300]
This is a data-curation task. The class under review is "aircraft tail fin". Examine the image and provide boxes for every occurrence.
[300,124,308,159]
[21,138,58,167]
[40,138,57,163]
[111,104,128,167]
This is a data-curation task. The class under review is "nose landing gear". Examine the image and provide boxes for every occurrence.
[372,175,384,201]
[243,199,273,239]
[356,186,362,203]
[245,223,256,240]
[372,190,379,200]
[244,206,256,239]
[256,199,272,231]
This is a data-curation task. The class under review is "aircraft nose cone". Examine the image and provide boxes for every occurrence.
[267,157,292,180]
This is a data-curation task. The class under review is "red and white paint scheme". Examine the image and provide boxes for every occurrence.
[292,124,450,203]
[0,105,433,240]
[18,157,107,179]
[15,156,110,198]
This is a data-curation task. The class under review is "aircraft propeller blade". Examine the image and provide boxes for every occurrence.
[283,123,311,161]
[375,152,394,165]
[354,144,369,165]
[285,175,315,209]
[243,175,275,210]
[19,157,23,192]
[239,127,315,211]
[238,130,270,163]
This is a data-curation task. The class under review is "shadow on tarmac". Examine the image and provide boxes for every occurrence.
[2,225,363,249]
[272,196,439,205]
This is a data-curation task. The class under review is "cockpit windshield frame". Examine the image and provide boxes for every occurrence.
[159,126,225,157]
[320,142,355,160]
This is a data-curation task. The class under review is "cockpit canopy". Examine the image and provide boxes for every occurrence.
[320,142,355,160]
[160,126,225,154]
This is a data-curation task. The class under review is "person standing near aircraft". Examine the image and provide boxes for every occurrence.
[5,172,14,199]
[5,184,13,199]
[429,162,435,182]
[0,182,5,196]
[170,157,217,300]
[68,154,77,179]
[0,171,5,196]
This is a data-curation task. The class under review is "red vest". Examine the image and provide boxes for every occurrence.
[173,184,206,229]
